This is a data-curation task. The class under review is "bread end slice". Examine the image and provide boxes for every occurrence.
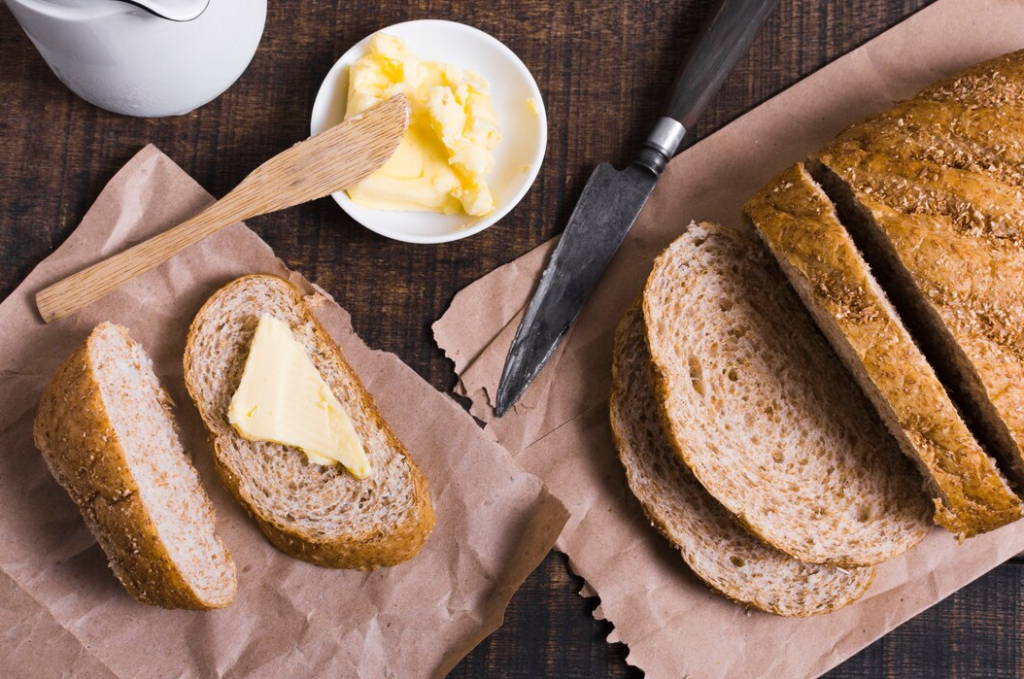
[33,323,237,610]
[184,275,434,569]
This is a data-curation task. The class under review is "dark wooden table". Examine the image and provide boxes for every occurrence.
[3,0,1022,676]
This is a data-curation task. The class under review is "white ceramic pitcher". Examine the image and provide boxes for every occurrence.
[6,0,266,117]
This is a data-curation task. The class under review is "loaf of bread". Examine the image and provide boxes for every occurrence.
[611,297,875,616]
[607,49,1024,616]
[641,224,931,567]
[745,163,1022,538]
[815,50,1024,491]
[33,323,237,609]
[184,275,434,569]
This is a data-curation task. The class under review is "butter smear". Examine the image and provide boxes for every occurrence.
[345,33,502,216]
[228,314,372,479]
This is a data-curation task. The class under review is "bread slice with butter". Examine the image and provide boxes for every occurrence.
[611,300,875,616]
[227,313,372,476]
[33,322,237,610]
[184,275,434,569]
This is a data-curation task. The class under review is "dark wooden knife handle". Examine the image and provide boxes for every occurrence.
[665,0,778,139]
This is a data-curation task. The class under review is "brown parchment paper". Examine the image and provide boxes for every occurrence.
[0,145,568,679]
[434,1,1024,677]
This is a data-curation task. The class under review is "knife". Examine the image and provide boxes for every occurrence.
[495,0,779,416]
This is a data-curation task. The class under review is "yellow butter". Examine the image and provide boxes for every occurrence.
[345,33,501,217]
[228,314,372,479]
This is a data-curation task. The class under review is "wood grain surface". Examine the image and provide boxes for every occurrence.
[2,0,1021,676]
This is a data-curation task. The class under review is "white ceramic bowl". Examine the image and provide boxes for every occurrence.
[311,20,547,244]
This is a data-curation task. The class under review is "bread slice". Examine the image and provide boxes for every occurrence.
[745,164,1022,538]
[184,275,434,569]
[642,223,930,566]
[33,323,236,610]
[611,300,875,616]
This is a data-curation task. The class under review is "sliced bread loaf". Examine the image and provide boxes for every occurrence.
[810,54,1024,488]
[184,275,434,569]
[611,300,875,616]
[33,323,237,610]
[814,155,1024,490]
[642,223,931,566]
[745,164,1022,538]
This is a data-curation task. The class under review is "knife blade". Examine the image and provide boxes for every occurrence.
[496,0,779,416]
[496,163,657,413]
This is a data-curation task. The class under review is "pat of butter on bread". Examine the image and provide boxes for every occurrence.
[228,314,371,478]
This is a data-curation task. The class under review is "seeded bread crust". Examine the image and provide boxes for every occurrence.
[33,323,237,610]
[812,51,1024,489]
[917,50,1024,109]
[184,275,434,569]
[642,223,931,566]
[745,164,1023,538]
[611,299,875,616]
[826,98,1024,190]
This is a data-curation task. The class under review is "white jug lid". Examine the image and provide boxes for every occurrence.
[120,0,209,21]
[32,0,209,21]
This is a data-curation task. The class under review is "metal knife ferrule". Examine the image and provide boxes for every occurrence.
[495,0,778,416]
[639,117,686,174]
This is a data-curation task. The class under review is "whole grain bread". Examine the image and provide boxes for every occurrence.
[33,323,237,610]
[917,50,1024,109]
[642,223,931,566]
[745,164,1023,539]
[826,97,1024,190]
[812,50,1024,489]
[184,275,434,569]
[814,159,1024,488]
[611,300,875,616]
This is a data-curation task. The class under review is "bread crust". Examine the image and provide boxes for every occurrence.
[745,164,1023,538]
[812,66,1024,489]
[917,50,1024,108]
[826,98,1024,190]
[33,323,236,610]
[184,275,434,569]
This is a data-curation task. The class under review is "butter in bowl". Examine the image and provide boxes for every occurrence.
[311,20,547,244]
